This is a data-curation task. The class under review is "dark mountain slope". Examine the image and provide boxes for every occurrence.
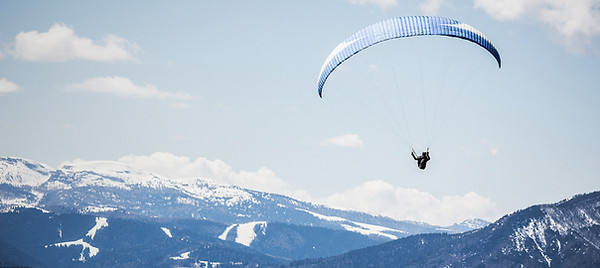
[0,208,283,267]
[290,191,600,267]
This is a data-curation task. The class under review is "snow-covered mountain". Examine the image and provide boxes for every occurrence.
[290,191,600,267]
[0,156,478,239]
[0,156,491,266]
[3,156,598,267]
[0,157,52,187]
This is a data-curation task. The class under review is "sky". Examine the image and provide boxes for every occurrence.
[1,0,599,226]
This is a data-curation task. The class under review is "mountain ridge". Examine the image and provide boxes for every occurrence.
[0,156,484,236]
[2,156,598,266]
[289,190,600,267]
[0,156,488,265]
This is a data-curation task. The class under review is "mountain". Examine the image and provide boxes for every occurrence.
[289,191,600,267]
[0,207,282,267]
[0,156,484,265]
[0,157,470,236]
[0,207,397,266]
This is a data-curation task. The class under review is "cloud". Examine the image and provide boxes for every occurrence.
[116,152,306,198]
[420,0,445,15]
[475,0,600,54]
[65,76,192,102]
[0,78,21,94]
[13,23,141,62]
[344,0,398,9]
[321,180,499,226]
[320,134,364,148]
[107,152,497,225]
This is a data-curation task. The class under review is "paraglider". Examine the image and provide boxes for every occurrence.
[411,149,430,170]
[316,16,501,170]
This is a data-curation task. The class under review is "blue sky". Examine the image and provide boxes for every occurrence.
[1,0,599,225]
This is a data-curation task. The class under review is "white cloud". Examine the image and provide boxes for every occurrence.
[321,180,499,226]
[0,78,21,93]
[474,0,533,20]
[475,0,600,54]
[420,0,445,15]
[345,0,398,9]
[320,134,364,148]
[116,152,305,198]
[65,76,192,101]
[112,152,496,225]
[13,23,141,62]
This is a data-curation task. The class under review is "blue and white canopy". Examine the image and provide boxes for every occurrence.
[317,16,501,97]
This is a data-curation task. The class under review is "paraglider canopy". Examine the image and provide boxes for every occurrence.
[317,16,501,98]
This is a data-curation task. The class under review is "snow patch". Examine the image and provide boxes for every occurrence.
[520,219,550,264]
[301,209,347,222]
[46,238,99,262]
[218,224,236,240]
[79,205,118,214]
[170,251,190,260]
[298,208,405,239]
[45,216,108,261]
[195,260,222,268]
[579,208,599,226]
[86,217,108,240]
[161,227,173,238]
[236,221,267,247]
[341,222,399,240]
[218,221,267,247]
